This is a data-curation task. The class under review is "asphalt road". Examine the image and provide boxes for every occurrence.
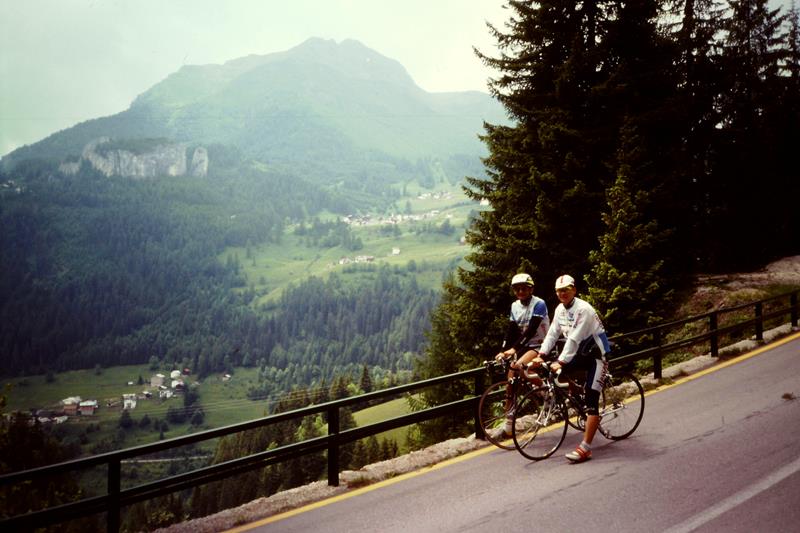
[239,334,800,533]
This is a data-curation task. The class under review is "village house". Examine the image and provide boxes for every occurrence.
[61,396,81,416]
[79,400,98,416]
[122,393,137,410]
[151,373,165,387]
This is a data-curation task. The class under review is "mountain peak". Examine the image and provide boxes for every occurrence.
[285,37,415,86]
[1,38,503,172]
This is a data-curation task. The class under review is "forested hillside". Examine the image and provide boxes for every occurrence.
[0,149,437,392]
[0,38,496,390]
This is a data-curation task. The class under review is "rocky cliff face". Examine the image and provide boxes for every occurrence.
[189,146,209,177]
[59,137,208,178]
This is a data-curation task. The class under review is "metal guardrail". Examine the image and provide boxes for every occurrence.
[1,289,797,532]
[608,290,799,378]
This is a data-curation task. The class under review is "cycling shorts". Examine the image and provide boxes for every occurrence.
[561,355,607,415]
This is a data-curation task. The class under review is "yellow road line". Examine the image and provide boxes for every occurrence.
[227,330,800,532]
[226,440,503,531]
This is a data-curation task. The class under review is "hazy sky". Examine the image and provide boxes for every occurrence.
[0,0,509,157]
[2,1,793,159]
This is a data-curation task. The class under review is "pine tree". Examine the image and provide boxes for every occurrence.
[364,435,381,465]
[770,3,800,256]
[469,0,612,289]
[667,0,727,269]
[424,0,681,379]
[289,415,326,487]
[418,0,624,444]
[358,364,373,394]
[588,123,673,334]
[710,0,788,268]
[586,0,683,331]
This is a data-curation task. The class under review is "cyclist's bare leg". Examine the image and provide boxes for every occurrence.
[584,414,600,445]
[514,349,544,386]
[514,348,540,369]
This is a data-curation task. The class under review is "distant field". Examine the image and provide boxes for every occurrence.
[222,182,482,305]
[351,396,415,451]
[3,365,281,451]
[3,366,416,454]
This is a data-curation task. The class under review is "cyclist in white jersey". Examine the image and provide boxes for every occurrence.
[492,273,551,436]
[532,274,610,463]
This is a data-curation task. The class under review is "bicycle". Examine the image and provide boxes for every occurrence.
[478,357,543,450]
[511,362,645,461]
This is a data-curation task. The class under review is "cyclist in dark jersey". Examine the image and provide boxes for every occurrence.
[493,273,551,436]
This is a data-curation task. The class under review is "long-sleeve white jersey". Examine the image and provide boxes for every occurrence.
[539,297,610,364]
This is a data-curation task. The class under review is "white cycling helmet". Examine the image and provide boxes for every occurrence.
[554,274,575,290]
[511,273,534,287]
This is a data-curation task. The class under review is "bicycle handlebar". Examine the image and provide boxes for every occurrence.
[536,363,571,388]
[484,357,512,372]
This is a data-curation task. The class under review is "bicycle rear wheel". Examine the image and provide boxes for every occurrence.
[599,372,644,440]
[478,380,515,450]
[512,387,567,460]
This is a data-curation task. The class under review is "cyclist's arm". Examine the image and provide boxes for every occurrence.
[538,310,562,356]
[511,315,543,352]
[496,320,521,360]
[501,320,520,350]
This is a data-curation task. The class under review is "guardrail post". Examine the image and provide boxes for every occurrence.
[474,373,485,440]
[108,458,121,533]
[653,329,662,380]
[327,407,340,487]
[710,311,719,357]
[755,302,763,341]
[792,292,798,328]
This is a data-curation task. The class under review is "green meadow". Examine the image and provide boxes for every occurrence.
[4,365,416,455]
[223,182,480,305]
[351,396,415,451]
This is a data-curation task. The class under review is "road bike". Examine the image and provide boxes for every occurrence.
[511,362,645,460]
[478,350,591,449]
[478,357,542,450]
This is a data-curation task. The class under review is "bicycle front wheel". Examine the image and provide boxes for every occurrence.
[478,380,515,450]
[599,372,645,440]
[512,387,567,460]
